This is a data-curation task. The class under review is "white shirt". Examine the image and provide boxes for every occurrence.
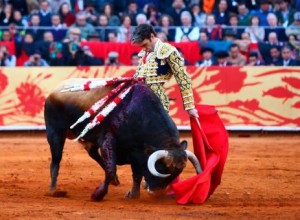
[199,59,212,67]
[283,59,291,66]
[175,26,200,42]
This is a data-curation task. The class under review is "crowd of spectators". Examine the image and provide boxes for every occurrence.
[0,0,299,67]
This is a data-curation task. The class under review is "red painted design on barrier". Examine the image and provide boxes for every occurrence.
[0,70,8,94]
[255,68,300,77]
[198,67,248,94]
[121,69,136,77]
[262,86,300,103]
[76,66,90,72]
[227,99,259,112]
[292,101,300,109]
[15,82,45,117]
[282,76,300,89]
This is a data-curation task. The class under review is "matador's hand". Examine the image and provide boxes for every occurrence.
[188,108,199,118]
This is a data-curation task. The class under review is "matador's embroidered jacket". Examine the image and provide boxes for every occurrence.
[134,39,195,111]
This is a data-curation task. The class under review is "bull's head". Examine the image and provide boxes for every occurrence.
[145,141,201,195]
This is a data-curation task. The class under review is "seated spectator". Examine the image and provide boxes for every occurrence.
[237,2,251,26]
[223,29,237,42]
[13,10,28,27]
[69,12,95,40]
[8,24,23,43]
[136,13,147,25]
[105,51,123,66]
[190,3,206,27]
[62,27,82,65]
[146,3,161,26]
[201,14,223,40]
[117,14,132,42]
[259,32,285,62]
[24,50,49,66]
[50,14,67,42]
[0,45,16,66]
[50,0,71,14]
[265,45,283,65]
[198,31,209,48]
[16,32,37,66]
[71,45,104,66]
[87,32,101,42]
[1,30,13,42]
[250,0,273,26]
[223,14,244,40]
[131,52,139,66]
[39,0,52,26]
[267,32,284,46]
[234,32,252,54]
[10,0,29,16]
[63,27,83,43]
[277,45,300,66]
[264,13,287,42]
[27,1,39,15]
[0,4,14,26]
[166,0,187,26]
[123,1,140,26]
[59,2,76,27]
[275,0,295,27]
[102,3,120,26]
[175,11,200,42]
[247,51,264,66]
[196,47,214,67]
[213,51,231,66]
[213,0,230,25]
[107,31,118,42]
[245,15,265,43]
[287,34,300,61]
[157,14,175,42]
[286,12,300,41]
[97,14,111,41]
[84,3,99,26]
[26,13,44,41]
[36,31,64,66]
[228,43,247,66]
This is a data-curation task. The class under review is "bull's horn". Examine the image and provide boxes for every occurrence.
[185,150,202,174]
[147,150,171,178]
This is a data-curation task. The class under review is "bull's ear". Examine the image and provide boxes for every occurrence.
[180,140,188,150]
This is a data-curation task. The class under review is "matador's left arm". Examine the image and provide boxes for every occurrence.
[166,51,195,110]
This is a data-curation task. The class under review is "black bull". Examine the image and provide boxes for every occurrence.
[44,79,200,200]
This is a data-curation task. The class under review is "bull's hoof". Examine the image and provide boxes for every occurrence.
[125,190,140,199]
[45,189,68,198]
[110,175,120,186]
[91,185,107,201]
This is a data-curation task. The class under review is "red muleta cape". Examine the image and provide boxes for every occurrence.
[171,104,229,204]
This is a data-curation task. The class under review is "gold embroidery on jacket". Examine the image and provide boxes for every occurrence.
[134,40,195,111]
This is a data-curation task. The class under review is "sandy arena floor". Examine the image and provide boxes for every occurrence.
[0,131,299,220]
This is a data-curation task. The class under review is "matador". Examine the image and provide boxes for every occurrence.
[131,24,198,118]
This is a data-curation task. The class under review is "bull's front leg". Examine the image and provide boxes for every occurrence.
[91,132,117,201]
[125,165,142,199]
[125,153,144,199]
[86,145,120,186]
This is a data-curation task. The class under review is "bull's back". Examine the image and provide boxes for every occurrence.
[44,78,113,139]
[48,78,112,110]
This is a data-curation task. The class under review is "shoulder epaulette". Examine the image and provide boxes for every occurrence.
[156,43,182,60]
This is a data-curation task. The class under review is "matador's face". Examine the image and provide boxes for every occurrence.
[133,34,157,53]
